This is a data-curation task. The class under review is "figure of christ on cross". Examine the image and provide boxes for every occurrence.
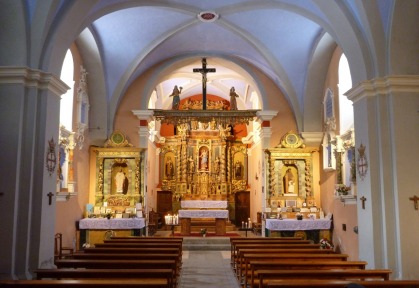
[193,58,216,110]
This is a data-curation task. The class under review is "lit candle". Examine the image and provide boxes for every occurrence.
[103,202,108,207]
[242,221,244,228]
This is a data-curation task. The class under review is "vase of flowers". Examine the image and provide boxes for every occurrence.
[320,238,334,250]
[200,228,207,237]
[335,184,351,196]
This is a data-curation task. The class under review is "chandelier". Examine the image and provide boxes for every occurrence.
[152,109,259,127]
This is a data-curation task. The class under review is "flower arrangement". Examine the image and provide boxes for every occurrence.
[320,238,334,250]
[335,184,351,195]
[105,212,112,219]
[200,228,207,236]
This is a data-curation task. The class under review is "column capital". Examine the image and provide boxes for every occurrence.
[345,75,419,103]
[132,110,154,122]
[256,110,278,122]
[0,66,69,97]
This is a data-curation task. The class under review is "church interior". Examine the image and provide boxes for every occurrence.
[1,0,419,285]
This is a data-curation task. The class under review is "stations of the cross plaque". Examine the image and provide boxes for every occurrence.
[193,58,216,110]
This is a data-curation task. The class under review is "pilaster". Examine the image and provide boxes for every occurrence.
[345,75,419,277]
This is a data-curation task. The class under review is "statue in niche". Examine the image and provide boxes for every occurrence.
[235,161,242,179]
[283,168,295,194]
[199,148,208,170]
[115,168,126,193]
[188,156,195,173]
[166,157,174,179]
[213,156,220,174]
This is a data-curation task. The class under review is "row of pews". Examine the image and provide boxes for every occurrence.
[230,237,419,288]
[0,236,183,287]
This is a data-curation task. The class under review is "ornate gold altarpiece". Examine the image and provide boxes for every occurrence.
[159,124,248,206]
[265,131,318,209]
[90,131,145,210]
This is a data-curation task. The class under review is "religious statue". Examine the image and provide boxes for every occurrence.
[169,85,182,110]
[213,156,220,174]
[115,168,125,193]
[283,168,295,194]
[176,123,188,140]
[199,148,208,170]
[188,156,195,173]
[166,157,174,179]
[235,161,242,179]
[229,86,239,110]
[219,124,230,140]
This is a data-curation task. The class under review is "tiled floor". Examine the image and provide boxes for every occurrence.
[179,250,240,288]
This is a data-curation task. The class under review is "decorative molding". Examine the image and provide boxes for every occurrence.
[345,75,419,103]
[0,66,69,96]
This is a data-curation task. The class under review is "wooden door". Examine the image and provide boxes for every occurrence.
[157,191,173,222]
[235,191,250,226]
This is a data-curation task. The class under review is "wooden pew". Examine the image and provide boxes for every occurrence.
[94,243,182,248]
[238,253,349,285]
[230,238,310,264]
[54,259,178,286]
[71,252,182,276]
[105,238,183,243]
[55,259,177,270]
[248,260,368,288]
[0,279,169,287]
[257,269,392,288]
[266,279,419,287]
[34,268,173,288]
[234,248,335,271]
[232,243,321,271]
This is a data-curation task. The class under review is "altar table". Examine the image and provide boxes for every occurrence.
[265,219,332,242]
[180,200,227,209]
[178,209,228,236]
[78,218,145,249]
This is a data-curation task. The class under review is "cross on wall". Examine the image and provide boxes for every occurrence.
[409,195,419,210]
[193,58,216,110]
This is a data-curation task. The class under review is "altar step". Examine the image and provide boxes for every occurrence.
[182,237,232,251]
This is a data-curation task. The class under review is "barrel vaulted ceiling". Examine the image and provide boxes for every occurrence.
[16,0,397,133]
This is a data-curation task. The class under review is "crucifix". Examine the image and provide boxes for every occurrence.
[193,58,216,110]
[409,195,419,210]
[360,196,367,209]
[47,192,54,205]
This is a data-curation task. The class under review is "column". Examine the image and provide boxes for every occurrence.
[0,67,69,279]
[256,111,278,236]
[345,76,419,276]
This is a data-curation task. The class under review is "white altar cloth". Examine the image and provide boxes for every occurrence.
[178,209,229,219]
[265,219,331,231]
[180,200,227,209]
[79,218,145,230]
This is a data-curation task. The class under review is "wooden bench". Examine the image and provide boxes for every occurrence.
[238,253,349,285]
[230,238,309,264]
[232,243,321,270]
[71,252,182,276]
[248,260,368,288]
[233,248,335,274]
[54,259,178,286]
[34,268,173,288]
[0,279,169,287]
[266,279,419,287]
[105,238,183,243]
[257,269,392,288]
